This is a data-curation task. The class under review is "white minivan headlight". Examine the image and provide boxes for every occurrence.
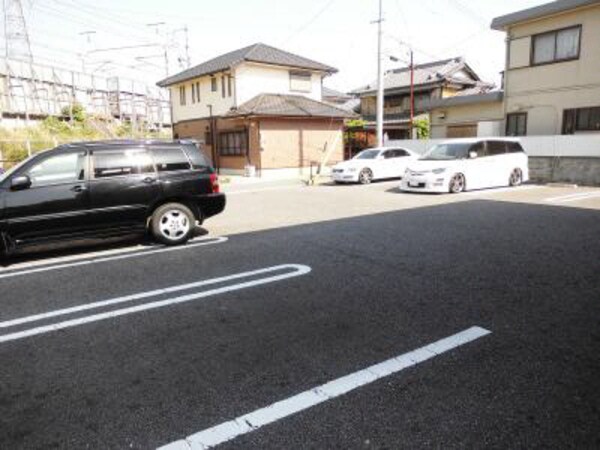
[432,168,447,174]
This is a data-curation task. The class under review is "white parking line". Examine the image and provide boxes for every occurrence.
[545,191,600,203]
[157,326,491,450]
[0,236,228,280]
[462,185,542,196]
[0,264,311,344]
[225,185,304,195]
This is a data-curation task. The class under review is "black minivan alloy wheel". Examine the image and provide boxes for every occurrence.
[449,173,466,193]
[152,202,195,245]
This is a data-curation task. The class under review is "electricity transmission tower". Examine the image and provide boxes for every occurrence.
[3,0,33,61]
[3,0,41,123]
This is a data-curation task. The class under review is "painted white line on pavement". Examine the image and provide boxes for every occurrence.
[225,185,304,195]
[1,264,300,329]
[545,191,600,203]
[0,235,218,273]
[0,236,228,280]
[0,264,311,344]
[462,185,542,196]
[157,326,491,450]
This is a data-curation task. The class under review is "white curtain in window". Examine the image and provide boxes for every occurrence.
[556,28,580,60]
[533,33,555,64]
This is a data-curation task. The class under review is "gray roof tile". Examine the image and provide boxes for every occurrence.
[157,43,337,87]
[351,57,480,95]
[225,94,356,118]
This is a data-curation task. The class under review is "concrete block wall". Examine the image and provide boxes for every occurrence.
[529,157,600,186]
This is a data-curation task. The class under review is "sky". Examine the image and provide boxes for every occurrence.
[3,0,548,92]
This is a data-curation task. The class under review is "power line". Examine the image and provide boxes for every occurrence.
[283,0,337,44]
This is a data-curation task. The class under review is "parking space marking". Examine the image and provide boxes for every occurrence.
[545,191,600,203]
[0,236,228,280]
[0,264,311,344]
[225,185,304,195]
[158,326,491,450]
[462,185,542,196]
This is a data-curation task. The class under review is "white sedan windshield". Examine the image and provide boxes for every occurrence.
[354,149,380,160]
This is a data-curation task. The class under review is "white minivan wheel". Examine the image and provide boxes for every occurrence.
[509,168,523,187]
[449,173,466,193]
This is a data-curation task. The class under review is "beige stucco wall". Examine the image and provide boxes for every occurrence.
[504,3,600,135]
[430,101,504,139]
[235,62,323,105]
[259,118,344,169]
[170,71,235,122]
[169,62,325,124]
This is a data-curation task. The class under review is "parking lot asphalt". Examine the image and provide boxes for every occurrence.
[1,182,600,449]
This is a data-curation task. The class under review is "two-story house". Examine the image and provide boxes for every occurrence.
[157,43,354,177]
[351,57,485,140]
[492,0,600,135]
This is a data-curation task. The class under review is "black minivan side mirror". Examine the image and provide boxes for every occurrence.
[11,175,32,191]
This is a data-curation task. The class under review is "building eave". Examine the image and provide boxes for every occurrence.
[490,0,600,30]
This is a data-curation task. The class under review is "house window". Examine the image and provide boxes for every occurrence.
[219,130,247,156]
[563,106,600,133]
[221,75,226,98]
[506,112,527,136]
[211,76,217,92]
[227,75,232,97]
[191,83,196,104]
[531,26,581,65]
[179,85,186,106]
[194,82,200,103]
[290,71,312,93]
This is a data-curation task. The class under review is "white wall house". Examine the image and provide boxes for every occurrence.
[156,43,353,177]
[161,44,329,123]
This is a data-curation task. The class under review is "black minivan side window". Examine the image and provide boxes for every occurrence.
[93,149,154,179]
[182,144,211,170]
[26,151,86,187]
[152,147,192,172]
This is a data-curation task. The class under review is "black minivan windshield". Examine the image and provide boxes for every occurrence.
[0,154,36,184]
[420,143,471,161]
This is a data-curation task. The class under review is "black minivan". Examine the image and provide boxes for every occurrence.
[0,140,225,255]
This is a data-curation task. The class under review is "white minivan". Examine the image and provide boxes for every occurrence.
[400,138,529,193]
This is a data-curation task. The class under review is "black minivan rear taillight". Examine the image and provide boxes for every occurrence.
[209,173,220,193]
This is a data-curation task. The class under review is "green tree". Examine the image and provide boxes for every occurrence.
[413,117,430,140]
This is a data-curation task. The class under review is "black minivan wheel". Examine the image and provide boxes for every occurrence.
[151,203,195,245]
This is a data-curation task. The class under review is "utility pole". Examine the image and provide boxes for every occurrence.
[409,49,414,139]
[79,30,96,74]
[183,26,191,68]
[375,0,384,147]
[147,22,169,77]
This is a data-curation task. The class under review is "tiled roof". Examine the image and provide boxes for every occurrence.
[430,89,504,108]
[225,94,356,118]
[322,86,353,100]
[491,0,600,30]
[157,43,337,87]
[351,57,480,95]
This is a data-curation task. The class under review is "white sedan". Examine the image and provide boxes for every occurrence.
[331,147,418,184]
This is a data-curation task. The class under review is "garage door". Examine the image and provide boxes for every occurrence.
[447,124,477,138]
